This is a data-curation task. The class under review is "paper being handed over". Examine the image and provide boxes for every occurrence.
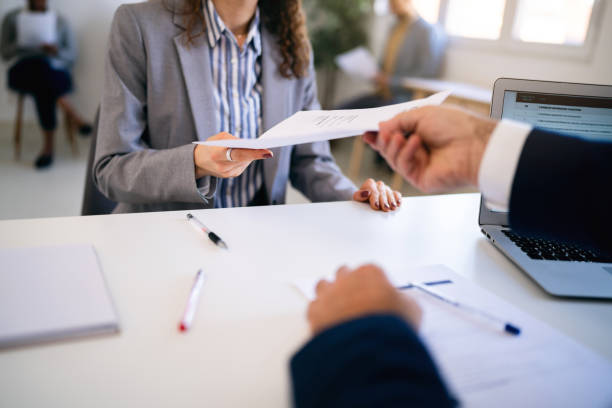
[195,91,450,150]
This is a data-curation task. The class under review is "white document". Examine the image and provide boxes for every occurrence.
[16,10,57,48]
[335,46,378,80]
[0,245,119,349]
[195,91,450,150]
[291,265,612,407]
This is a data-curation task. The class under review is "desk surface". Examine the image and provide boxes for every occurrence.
[0,194,610,407]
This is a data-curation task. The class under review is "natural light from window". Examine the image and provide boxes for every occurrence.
[444,0,507,40]
[513,0,595,45]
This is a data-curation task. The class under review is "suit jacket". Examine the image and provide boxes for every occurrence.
[510,128,612,252]
[0,8,76,69]
[94,0,356,213]
[291,315,456,408]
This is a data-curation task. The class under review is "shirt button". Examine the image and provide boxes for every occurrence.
[231,58,237,65]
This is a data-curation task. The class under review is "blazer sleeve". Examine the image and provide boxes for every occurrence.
[289,61,357,203]
[509,129,612,252]
[93,5,216,205]
[291,315,457,408]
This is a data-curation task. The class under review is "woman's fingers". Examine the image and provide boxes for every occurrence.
[394,190,402,208]
[229,148,273,162]
[386,187,397,210]
[366,179,381,210]
[377,181,390,211]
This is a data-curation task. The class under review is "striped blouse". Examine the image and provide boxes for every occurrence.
[203,0,264,208]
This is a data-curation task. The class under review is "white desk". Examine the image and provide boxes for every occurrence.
[0,194,610,407]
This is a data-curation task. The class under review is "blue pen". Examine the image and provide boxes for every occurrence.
[401,281,521,336]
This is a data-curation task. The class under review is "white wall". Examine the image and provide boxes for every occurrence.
[0,0,135,122]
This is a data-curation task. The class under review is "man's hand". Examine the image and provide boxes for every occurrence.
[308,264,422,335]
[41,43,58,56]
[363,106,498,193]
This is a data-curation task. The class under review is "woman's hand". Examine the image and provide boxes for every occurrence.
[194,132,273,179]
[352,178,402,212]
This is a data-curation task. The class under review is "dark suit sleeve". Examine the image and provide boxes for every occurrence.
[509,129,612,252]
[290,315,457,408]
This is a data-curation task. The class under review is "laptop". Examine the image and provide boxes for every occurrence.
[479,78,612,299]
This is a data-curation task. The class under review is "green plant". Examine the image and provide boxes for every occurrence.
[304,0,372,69]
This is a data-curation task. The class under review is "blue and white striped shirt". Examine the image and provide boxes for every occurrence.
[203,0,264,208]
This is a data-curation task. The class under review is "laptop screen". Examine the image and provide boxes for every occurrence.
[501,91,612,141]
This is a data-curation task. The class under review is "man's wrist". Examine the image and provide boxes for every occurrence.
[468,116,497,186]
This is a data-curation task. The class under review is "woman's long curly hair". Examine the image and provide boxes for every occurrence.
[174,0,310,79]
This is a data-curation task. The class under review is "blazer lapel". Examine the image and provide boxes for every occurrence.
[261,28,292,198]
[173,12,219,141]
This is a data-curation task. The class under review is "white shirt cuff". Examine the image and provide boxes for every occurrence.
[478,120,532,212]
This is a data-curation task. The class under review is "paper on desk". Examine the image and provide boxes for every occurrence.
[195,91,450,149]
[335,46,378,80]
[291,265,612,407]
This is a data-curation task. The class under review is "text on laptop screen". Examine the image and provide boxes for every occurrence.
[502,91,612,140]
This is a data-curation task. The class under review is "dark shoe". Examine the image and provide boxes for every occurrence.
[35,154,53,169]
[78,124,93,137]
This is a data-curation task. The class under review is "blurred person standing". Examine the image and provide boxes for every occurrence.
[339,0,446,109]
[1,0,91,169]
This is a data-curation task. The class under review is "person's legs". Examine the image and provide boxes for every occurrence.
[32,93,57,169]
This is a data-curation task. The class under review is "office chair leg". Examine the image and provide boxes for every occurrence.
[14,94,24,160]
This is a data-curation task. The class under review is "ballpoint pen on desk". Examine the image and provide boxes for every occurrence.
[399,282,521,336]
[179,268,206,332]
[187,213,228,249]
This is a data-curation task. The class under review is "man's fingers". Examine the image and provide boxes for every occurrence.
[315,279,331,296]
[362,132,378,148]
[229,148,273,162]
[383,130,407,171]
[336,266,350,279]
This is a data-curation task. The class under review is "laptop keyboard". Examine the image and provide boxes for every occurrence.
[502,230,612,263]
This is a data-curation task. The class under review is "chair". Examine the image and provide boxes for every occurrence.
[13,93,79,160]
[80,109,117,216]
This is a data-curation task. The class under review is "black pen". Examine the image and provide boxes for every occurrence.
[186,213,228,249]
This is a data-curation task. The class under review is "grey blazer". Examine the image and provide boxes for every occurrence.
[0,8,76,69]
[94,0,356,214]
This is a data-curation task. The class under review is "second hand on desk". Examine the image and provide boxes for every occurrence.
[186,213,228,249]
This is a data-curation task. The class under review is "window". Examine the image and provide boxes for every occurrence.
[512,0,595,45]
[407,0,603,57]
[445,0,506,40]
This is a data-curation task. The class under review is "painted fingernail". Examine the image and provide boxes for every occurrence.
[360,190,370,198]
[375,201,380,209]
[385,204,390,210]
[263,153,273,158]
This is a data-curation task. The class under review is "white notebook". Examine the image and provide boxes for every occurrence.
[0,244,119,349]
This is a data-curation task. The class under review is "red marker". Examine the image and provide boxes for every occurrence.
[178,269,206,332]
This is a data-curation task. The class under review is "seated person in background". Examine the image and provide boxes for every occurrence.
[339,0,447,109]
[1,0,91,169]
[94,0,401,214]
[290,107,612,407]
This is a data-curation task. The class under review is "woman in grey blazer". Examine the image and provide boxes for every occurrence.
[94,0,401,213]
